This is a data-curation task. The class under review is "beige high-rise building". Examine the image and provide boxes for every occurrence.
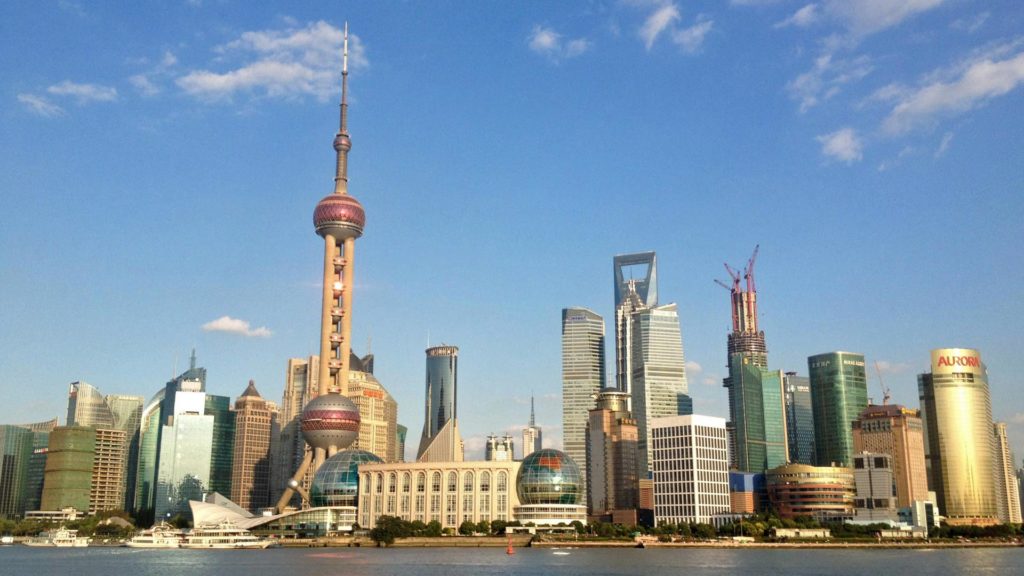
[918,348,998,526]
[993,422,1022,524]
[274,356,319,506]
[852,404,929,508]
[348,365,398,462]
[231,380,279,512]
[90,428,126,513]
[586,389,639,516]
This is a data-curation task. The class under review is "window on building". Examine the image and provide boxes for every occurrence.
[417,472,426,493]
[464,471,474,492]
[480,471,491,492]
[497,472,507,492]
[448,472,458,492]
[432,472,442,492]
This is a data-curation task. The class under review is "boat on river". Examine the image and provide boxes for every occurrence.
[23,527,90,547]
[181,521,272,549]
[126,523,183,548]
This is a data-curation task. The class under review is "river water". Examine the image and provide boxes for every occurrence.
[3,546,1021,576]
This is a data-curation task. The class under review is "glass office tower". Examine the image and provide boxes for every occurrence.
[784,373,815,465]
[562,307,606,505]
[808,351,867,467]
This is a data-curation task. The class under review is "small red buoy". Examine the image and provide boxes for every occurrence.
[506,537,515,555]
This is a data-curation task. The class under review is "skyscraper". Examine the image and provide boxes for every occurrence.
[783,373,815,464]
[586,388,638,516]
[276,26,363,511]
[808,351,867,467]
[522,394,542,459]
[719,246,786,473]
[154,380,213,520]
[204,393,236,497]
[0,425,33,519]
[105,394,143,510]
[652,414,730,525]
[613,252,657,410]
[852,404,928,508]
[417,345,464,462]
[562,307,607,505]
[918,347,998,525]
[274,356,319,507]
[41,426,95,513]
[630,301,690,474]
[66,382,115,428]
[348,357,399,462]
[993,422,1022,524]
[231,380,278,512]
[20,418,58,513]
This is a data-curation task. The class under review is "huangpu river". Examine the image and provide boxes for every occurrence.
[3,546,1022,576]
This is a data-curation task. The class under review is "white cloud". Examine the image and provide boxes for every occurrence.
[685,360,703,374]
[874,360,912,375]
[884,50,1024,134]
[788,53,872,112]
[17,94,65,117]
[178,20,365,101]
[934,132,953,157]
[640,3,681,51]
[817,127,863,164]
[672,17,713,54]
[1011,412,1024,425]
[129,74,160,96]
[877,145,915,172]
[201,315,272,338]
[775,4,819,29]
[702,376,719,386]
[527,25,591,62]
[951,11,989,34]
[825,0,946,39]
[46,80,118,103]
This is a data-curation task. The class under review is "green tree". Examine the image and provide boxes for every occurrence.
[692,523,716,540]
[424,520,442,537]
[490,519,507,535]
[369,515,411,547]
[458,520,476,536]
[409,520,427,535]
[571,520,585,534]
[475,520,490,535]
[677,523,692,539]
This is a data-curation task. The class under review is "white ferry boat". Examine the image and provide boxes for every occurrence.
[126,523,183,548]
[23,527,91,548]
[181,521,272,549]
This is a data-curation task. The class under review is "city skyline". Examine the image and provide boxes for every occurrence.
[3,3,1024,463]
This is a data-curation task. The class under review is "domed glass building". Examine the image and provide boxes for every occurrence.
[517,449,582,505]
[514,449,587,527]
[309,449,383,507]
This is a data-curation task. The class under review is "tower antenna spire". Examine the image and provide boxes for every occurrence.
[529,393,536,427]
[333,22,352,195]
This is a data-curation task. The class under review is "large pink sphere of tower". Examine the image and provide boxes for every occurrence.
[301,393,361,451]
[314,194,365,240]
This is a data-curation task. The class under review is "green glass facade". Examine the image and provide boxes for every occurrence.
[41,426,96,512]
[205,394,235,497]
[727,356,788,472]
[0,425,34,519]
[808,352,867,467]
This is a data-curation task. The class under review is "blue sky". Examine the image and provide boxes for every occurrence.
[2,1,1023,463]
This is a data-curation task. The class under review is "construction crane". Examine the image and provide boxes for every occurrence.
[874,361,891,406]
[744,244,760,294]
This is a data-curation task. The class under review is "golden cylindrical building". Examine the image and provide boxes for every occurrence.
[918,348,998,526]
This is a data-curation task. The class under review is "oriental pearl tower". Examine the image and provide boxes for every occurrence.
[276,24,363,512]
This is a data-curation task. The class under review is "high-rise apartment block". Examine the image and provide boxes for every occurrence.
[417,345,464,462]
[783,373,815,464]
[918,348,998,525]
[993,422,1022,524]
[808,351,867,467]
[231,380,279,512]
[720,247,787,473]
[562,307,606,505]
[852,404,928,508]
[274,356,320,507]
[586,389,639,516]
[347,359,398,462]
[651,415,730,525]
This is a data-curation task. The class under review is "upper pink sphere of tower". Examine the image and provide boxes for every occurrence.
[314,193,365,240]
